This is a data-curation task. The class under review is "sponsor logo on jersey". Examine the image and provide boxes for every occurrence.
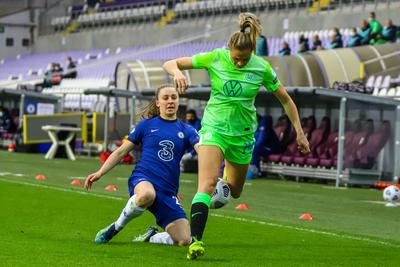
[158,140,174,161]
[204,132,212,140]
[244,73,254,81]
[223,80,243,97]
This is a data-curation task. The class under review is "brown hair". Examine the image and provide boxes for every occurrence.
[140,84,175,119]
[228,12,261,52]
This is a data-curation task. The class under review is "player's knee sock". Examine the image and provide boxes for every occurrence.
[115,195,145,231]
[190,192,211,241]
[149,232,174,245]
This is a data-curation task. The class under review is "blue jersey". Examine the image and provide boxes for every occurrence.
[128,116,199,195]
[188,118,202,132]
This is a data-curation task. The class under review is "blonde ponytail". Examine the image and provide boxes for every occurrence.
[228,12,261,52]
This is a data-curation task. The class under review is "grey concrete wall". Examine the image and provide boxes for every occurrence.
[0,10,32,58]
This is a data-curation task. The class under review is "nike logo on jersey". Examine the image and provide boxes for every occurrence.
[151,129,159,133]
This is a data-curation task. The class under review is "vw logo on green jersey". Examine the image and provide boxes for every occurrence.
[223,80,243,97]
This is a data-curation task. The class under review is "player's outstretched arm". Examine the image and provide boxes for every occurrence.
[272,84,310,154]
[84,140,135,190]
[163,57,193,94]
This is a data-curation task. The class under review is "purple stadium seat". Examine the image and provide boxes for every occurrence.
[268,126,285,162]
[279,116,316,165]
[268,154,282,163]
[0,41,230,81]
[319,119,363,168]
[353,121,391,169]
[343,119,374,168]
[317,132,338,167]
[267,115,294,163]
[294,116,331,166]
[279,139,299,164]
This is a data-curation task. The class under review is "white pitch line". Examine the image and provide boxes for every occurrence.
[67,176,87,180]
[0,178,125,201]
[210,213,400,248]
[0,172,26,177]
[322,186,348,190]
[180,179,194,183]
[1,177,399,248]
[362,200,389,205]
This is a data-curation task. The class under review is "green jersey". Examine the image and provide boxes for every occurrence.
[192,48,280,136]
[369,19,382,34]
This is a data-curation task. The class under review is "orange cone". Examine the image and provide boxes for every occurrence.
[70,179,81,185]
[235,203,249,210]
[105,185,118,191]
[299,213,314,220]
[35,174,46,180]
[8,144,15,152]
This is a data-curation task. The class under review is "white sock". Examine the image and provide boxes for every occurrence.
[115,195,145,231]
[149,232,174,245]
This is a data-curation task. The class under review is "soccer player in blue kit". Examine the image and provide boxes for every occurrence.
[84,85,199,246]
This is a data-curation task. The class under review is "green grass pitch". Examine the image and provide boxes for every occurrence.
[0,150,399,266]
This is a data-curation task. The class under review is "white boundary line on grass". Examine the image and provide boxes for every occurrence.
[362,200,387,205]
[0,178,125,201]
[1,177,399,248]
[210,214,399,248]
[67,176,87,180]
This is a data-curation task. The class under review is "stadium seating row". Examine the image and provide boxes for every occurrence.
[77,5,166,26]
[52,5,165,29]
[367,75,400,97]
[52,0,314,30]
[0,41,225,81]
[1,41,398,93]
[373,87,400,97]
[173,0,311,16]
[50,16,70,27]
[267,117,391,170]
[41,79,110,111]
[280,29,352,53]
[69,0,163,15]
[331,75,400,96]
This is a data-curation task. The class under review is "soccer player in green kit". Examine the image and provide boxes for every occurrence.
[163,12,311,260]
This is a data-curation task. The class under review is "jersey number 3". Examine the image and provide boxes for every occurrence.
[158,140,174,161]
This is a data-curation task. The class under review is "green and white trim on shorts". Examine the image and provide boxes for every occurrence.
[199,128,255,165]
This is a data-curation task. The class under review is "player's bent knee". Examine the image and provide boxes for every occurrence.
[135,191,156,207]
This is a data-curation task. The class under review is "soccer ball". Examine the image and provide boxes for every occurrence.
[210,178,231,209]
[383,185,400,203]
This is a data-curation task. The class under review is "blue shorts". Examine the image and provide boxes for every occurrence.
[128,176,187,229]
